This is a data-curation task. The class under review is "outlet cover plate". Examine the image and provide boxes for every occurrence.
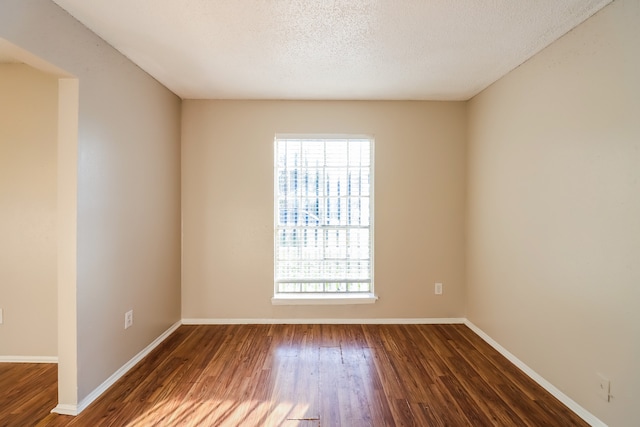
[125,310,133,329]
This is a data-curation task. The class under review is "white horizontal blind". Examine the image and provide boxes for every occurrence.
[275,136,373,294]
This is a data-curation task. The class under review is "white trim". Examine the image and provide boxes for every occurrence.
[182,318,466,325]
[51,404,78,416]
[0,356,58,363]
[272,293,378,305]
[52,320,182,416]
[464,320,607,427]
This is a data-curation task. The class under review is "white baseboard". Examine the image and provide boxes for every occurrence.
[182,317,466,325]
[51,320,182,416]
[463,320,607,427]
[0,356,58,363]
[50,404,77,416]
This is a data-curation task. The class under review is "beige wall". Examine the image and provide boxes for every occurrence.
[0,64,58,358]
[0,0,182,407]
[466,0,640,425]
[182,100,467,320]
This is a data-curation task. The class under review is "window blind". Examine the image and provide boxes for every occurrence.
[274,136,373,294]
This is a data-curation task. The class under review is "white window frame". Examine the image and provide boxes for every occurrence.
[272,134,377,305]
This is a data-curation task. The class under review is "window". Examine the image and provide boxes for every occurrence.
[273,135,376,304]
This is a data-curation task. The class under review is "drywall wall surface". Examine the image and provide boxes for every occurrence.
[182,100,467,320]
[56,76,80,408]
[466,0,640,425]
[0,0,182,405]
[0,64,58,358]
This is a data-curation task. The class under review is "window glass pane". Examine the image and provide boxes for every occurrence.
[348,139,370,166]
[325,140,348,166]
[347,168,370,197]
[301,140,325,166]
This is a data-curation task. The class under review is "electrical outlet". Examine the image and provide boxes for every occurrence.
[435,282,443,295]
[597,374,611,402]
[124,310,133,329]
[0,308,3,324]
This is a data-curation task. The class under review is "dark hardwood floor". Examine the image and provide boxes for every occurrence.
[1,324,588,426]
[0,362,57,426]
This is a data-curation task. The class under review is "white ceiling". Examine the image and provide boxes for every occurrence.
[52,0,611,101]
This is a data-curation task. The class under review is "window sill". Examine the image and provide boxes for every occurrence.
[271,293,378,306]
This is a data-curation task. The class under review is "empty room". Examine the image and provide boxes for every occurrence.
[0,0,638,426]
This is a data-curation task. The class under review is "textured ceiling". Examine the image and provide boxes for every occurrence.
[52,0,611,100]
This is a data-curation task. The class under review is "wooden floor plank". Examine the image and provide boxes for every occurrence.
[1,324,590,426]
[0,362,57,427]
